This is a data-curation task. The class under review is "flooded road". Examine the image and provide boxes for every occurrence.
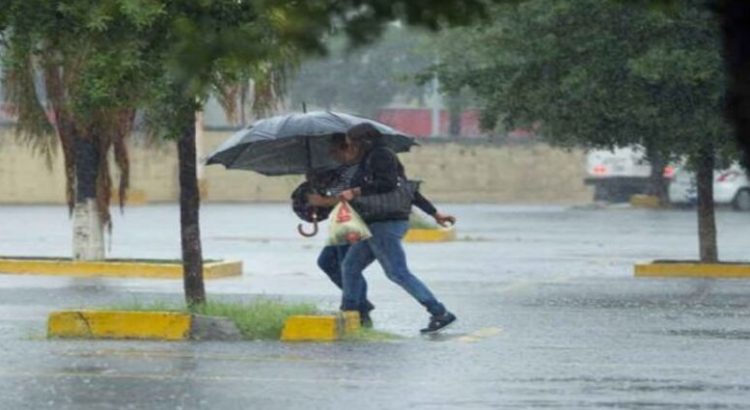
[0,204,748,409]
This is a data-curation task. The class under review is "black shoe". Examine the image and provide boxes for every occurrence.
[360,311,373,328]
[420,312,456,334]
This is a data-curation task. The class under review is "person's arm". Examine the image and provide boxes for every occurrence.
[413,191,437,216]
[413,191,456,227]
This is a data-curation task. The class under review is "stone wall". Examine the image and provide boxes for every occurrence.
[0,129,592,204]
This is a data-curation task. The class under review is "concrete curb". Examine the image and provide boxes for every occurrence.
[48,311,192,341]
[0,257,242,279]
[281,311,361,342]
[635,262,750,278]
[48,310,242,341]
[404,228,457,243]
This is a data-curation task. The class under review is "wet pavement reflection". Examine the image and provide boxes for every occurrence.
[0,204,749,409]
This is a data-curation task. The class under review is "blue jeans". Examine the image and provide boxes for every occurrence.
[317,245,374,313]
[341,220,446,317]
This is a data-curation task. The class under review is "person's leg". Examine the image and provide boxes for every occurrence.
[367,221,447,317]
[340,240,376,313]
[319,245,375,314]
[333,245,375,314]
[317,245,343,287]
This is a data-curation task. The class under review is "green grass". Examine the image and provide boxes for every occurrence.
[105,298,318,340]
[190,300,318,340]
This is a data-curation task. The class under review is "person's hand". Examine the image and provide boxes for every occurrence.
[433,212,456,227]
[307,193,336,207]
[337,188,361,202]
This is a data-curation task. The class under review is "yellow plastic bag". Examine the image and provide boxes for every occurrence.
[327,201,372,246]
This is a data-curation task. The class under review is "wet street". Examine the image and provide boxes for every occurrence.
[1,203,749,409]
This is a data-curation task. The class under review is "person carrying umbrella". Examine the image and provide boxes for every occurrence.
[302,134,455,327]
[334,123,457,333]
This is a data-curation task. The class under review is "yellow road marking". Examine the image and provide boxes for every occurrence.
[456,327,503,343]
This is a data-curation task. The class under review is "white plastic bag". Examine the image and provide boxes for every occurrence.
[327,201,372,246]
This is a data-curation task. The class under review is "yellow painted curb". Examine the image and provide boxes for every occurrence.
[0,258,242,279]
[630,194,661,208]
[48,310,191,341]
[635,262,750,278]
[281,311,361,342]
[404,228,457,243]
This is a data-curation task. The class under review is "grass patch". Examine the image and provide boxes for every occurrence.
[104,298,318,340]
[343,327,401,342]
[191,300,318,340]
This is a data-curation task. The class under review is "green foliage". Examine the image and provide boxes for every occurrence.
[108,298,319,340]
[436,0,733,161]
[3,0,160,122]
[191,299,319,340]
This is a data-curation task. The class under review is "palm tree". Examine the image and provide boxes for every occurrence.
[2,5,142,260]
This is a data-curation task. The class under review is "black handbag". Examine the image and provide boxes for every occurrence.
[351,178,420,221]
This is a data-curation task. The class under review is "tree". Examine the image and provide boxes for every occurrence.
[3,0,499,306]
[1,0,157,260]
[716,1,750,172]
[136,0,499,305]
[436,0,732,261]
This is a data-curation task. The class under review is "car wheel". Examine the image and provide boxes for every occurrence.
[732,188,750,211]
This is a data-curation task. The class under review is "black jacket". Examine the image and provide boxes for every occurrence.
[351,143,436,222]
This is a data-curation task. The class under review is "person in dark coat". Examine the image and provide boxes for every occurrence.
[302,133,455,328]
[335,123,457,333]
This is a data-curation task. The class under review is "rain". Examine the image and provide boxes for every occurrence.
[1,1,750,409]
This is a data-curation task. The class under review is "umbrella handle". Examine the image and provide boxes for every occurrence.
[297,213,319,237]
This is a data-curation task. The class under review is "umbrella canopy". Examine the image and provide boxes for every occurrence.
[205,111,417,175]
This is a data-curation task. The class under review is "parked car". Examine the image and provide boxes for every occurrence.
[585,145,674,202]
[668,164,750,211]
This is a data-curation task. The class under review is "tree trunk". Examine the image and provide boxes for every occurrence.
[719,1,750,171]
[240,82,249,127]
[177,117,206,306]
[696,145,718,263]
[447,91,462,138]
[644,146,669,206]
[72,136,104,260]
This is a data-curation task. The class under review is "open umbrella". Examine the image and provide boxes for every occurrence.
[205,111,417,175]
[205,111,417,236]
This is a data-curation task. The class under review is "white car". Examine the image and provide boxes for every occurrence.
[585,145,674,202]
[668,165,750,211]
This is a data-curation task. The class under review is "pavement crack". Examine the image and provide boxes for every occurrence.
[75,312,94,337]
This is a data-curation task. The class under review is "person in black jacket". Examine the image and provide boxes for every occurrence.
[335,123,457,333]
[304,133,455,327]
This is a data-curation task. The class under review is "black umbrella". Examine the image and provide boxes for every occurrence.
[205,110,417,236]
[205,111,417,176]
